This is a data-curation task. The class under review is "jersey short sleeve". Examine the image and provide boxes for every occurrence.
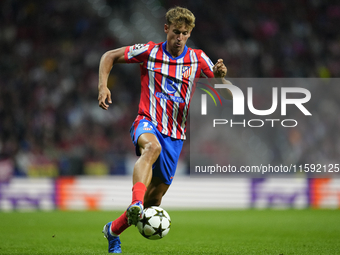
[124,43,152,64]
[199,51,215,78]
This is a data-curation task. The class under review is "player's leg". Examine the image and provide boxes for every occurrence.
[126,132,161,225]
[133,133,161,186]
[109,132,161,232]
[143,132,184,208]
[103,122,161,253]
[144,176,170,208]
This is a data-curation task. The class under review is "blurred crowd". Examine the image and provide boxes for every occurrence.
[169,0,340,78]
[0,0,339,177]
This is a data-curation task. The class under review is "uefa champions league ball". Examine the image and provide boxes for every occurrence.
[137,206,171,240]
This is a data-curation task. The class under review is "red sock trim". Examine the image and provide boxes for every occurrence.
[132,182,147,204]
[110,212,129,235]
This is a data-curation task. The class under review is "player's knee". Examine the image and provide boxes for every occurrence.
[144,141,162,157]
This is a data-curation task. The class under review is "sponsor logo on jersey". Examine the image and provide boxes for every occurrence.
[165,77,178,94]
[156,92,185,103]
[156,77,185,103]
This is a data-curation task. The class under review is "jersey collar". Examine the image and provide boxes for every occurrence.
[162,41,188,60]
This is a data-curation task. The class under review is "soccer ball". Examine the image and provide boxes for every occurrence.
[137,206,171,240]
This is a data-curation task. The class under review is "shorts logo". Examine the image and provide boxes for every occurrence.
[143,122,153,131]
[182,66,192,78]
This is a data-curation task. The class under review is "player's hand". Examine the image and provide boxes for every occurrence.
[213,59,227,78]
[98,86,112,110]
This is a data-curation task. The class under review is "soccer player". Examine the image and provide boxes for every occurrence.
[98,6,230,253]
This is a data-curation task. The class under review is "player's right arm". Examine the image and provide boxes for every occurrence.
[98,47,127,110]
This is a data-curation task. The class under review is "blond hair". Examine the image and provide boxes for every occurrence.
[165,6,195,31]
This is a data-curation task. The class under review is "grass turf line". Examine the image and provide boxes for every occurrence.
[0,209,339,254]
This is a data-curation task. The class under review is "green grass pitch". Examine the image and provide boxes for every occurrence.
[0,209,339,254]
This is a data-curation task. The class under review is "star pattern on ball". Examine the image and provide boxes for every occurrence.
[140,215,152,227]
[152,221,167,238]
[154,209,165,219]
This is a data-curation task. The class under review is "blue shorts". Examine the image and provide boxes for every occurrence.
[130,119,183,185]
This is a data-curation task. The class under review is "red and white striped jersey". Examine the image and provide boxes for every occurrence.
[124,41,215,140]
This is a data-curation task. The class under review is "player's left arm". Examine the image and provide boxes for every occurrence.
[212,59,233,100]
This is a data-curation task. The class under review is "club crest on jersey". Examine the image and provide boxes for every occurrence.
[182,66,192,78]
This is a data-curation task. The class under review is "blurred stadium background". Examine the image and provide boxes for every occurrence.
[0,0,340,212]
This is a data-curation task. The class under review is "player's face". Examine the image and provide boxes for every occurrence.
[164,23,191,57]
